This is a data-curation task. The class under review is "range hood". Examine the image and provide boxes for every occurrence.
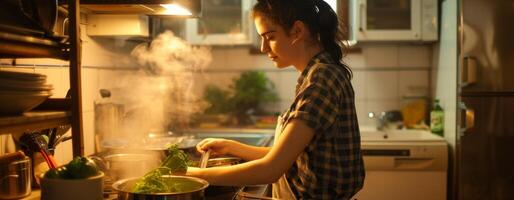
[80,0,201,17]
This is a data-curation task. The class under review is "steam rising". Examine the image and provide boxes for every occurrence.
[94,31,211,182]
[114,31,211,137]
[132,31,212,74]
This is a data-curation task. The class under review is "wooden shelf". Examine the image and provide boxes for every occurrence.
[0,111,71,136]
[0,0,84,156]
[0,32,69,59]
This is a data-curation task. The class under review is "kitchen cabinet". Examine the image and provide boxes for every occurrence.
[0,0,84,157]
[185,0,256,45]
[248,0,358,53]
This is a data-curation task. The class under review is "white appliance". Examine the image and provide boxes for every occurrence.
[354,130,448,200]
[87,14,149,37]
[185,0,255,45]
[350,0,438,42]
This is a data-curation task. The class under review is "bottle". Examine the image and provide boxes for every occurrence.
[430,99,444,136]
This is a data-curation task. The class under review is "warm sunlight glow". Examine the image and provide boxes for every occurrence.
[160,4,192,16]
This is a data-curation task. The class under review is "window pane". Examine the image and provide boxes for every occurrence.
[198,0,242,34]
[366,0,411,30]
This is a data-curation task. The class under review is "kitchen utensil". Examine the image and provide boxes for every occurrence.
[18,133,57,169]
[199,150,211,169]
[50,135,71,149]
[40,172,104,200]
[95,89,125,144]
[112,175,209,200]
[0,155,31,199]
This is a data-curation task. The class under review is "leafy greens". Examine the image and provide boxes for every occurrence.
[132,144,190,193]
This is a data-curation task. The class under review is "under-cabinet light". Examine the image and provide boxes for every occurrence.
[160,4,193,16]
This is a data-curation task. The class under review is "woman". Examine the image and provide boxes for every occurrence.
[186,0,365,199]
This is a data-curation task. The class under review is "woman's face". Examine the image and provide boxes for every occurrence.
[254,15,297,68]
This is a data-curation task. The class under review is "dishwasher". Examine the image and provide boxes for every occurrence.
[354,130,448,200]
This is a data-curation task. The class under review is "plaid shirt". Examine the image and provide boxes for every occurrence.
[279,51,365,199]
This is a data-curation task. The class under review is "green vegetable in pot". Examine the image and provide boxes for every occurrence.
[66,157,100,179]
[161,145,189,173]
[43,166,71,179]
[43,156,99,179]
[132,145,191,194]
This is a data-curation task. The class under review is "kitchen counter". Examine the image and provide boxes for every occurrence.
[22,184,269,200]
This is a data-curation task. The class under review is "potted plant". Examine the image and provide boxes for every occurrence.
[202,71,279,126]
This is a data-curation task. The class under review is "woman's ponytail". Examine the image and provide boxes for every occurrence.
[314,0,352,78]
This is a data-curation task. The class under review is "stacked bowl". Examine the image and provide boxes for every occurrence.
[0,71,53,115]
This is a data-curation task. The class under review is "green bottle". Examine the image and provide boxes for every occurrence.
[430,99,444,136]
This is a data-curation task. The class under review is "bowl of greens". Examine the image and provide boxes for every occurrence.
[113,175,209,200]
[40,157,104,200]
[112,144,209,199]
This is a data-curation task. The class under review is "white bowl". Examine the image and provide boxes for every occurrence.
[0,93,51,114]
[0,84,53,92]
[39,172,104,200]
[0,71,46,81]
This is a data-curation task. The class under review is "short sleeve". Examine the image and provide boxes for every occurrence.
[288,66,339,132]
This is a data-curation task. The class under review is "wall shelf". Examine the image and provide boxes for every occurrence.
[0,0,84,156]
[0,32,69,59]
[0,111,71,136]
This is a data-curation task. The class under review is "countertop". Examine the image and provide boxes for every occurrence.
[21,184,269,200]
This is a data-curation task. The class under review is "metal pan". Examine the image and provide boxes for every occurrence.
[113,175,209,200]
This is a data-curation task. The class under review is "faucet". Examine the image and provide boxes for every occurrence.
[368,111,404,131]
[368,112,385,131]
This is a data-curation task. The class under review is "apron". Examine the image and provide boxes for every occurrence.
[271,116,297,200]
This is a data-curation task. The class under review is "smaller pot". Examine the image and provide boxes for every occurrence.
[0,157,31,199]
[113,175,209,200]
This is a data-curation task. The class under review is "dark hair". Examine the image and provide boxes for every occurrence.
[253,0,352,78]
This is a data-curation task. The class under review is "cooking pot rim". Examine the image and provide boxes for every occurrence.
[1,156,30,167]
[112,175,209,195]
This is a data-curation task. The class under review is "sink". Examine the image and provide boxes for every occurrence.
[361,128,444,142]
[183,128,274,147]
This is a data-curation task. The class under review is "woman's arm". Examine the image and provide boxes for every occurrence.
[227,140,271,161]
[196,138,270,161]
[187,118,315,186]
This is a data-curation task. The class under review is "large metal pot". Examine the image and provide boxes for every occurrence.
[0,157,31,199]
[113,175,209,200]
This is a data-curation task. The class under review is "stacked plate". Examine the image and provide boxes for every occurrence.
[0,71,53,115]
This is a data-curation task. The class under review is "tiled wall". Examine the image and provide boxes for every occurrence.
[0,24,433,162]
[198,44,432,128]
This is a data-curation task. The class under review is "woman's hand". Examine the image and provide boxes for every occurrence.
[196,138,233,157]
